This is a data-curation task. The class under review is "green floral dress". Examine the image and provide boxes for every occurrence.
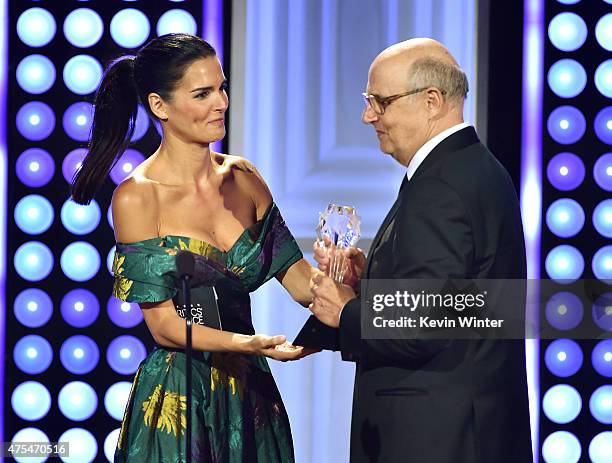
[112,203,302,463]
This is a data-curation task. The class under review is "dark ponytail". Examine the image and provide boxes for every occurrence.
[71,57,138,204]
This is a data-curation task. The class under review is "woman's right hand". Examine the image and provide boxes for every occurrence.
[245,334,307,361]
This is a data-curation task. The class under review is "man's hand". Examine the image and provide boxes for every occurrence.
[309,273,357,328]
[313,239,366,292]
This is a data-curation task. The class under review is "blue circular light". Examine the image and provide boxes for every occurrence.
[546,198,584,238]
[594,107,612,145]
[14,241,54,281]
[14,335,53,374]
[590,385,612,424]
[548,13,588,52]
[106,335,147,375]
[594,153,612,192]
[593,339,612,377]
[156,9,197,35]
[594,199,612,238]
[595,60,612,98]
[14,288,53,328]
[105,381,132,421]
[60,241,100,282]
[596,13,612,52]
[11,381,51,421]
[61,198,101,235]
[107,245,116,275]
[109,149,145,184]
[104,429,120,463]
[63,8,104,48]
[542,431,581,463]
[107,296,143,328]
[545,245,584,283]
[62,148,87,184]
[557,0,580,4]
[131,105,150,142]
[593,247,612,281]
[14,195,54,235]
[16,55,56,94]
[545,292,584,330]
[60,335,99,374]
[547,152,585,191]
[107,204,114,229]
[60,289,100,328]
[16,101,55,141]
[63,55,103,95]
[11,428,49,463]
[17,8,56,47]
[16,148,55,188]
[547,106,586,145]
[547,59,587,98]
[58,381,98,421]
[545,338,583,377]
[110,9,151,49]
[63,101,93,142]
[592,292,612,331]
[58,428,98,463]
[542,384,582,424]
[589,432,612,463]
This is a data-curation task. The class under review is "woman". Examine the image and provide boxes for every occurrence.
[72,34,316,462]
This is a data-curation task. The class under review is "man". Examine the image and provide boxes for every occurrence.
[310,39,532,462]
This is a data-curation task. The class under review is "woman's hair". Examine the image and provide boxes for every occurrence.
[71,33,216,204]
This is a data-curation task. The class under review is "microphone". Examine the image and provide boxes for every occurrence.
[176,250,195,279]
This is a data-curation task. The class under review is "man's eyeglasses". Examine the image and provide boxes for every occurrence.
[362,87,446,115]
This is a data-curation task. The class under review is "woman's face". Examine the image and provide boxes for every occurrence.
[159,56,228,145]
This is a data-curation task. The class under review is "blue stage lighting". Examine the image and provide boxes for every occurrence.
[546,198,584,238]
[60,289,100,328]
[63,8,104,48]
[546,152,585,191]
[109,149,145,185]
[547,59,586,98]
[590,385,612,425]
[545,292,583,331]
[132,105,150,142]
[14,288,53,328]
[594,153,612,192]
[545,245,584,283]
[110,9,150,49]
[545,338,583,377]
[14,194,54,235]
[104,429,120,463]
[107,296,143,328]
[11,381,51,421]
[593,199,612,238]
[556,0,580,4]
[17,8,56,47]
[14,241,54,281]
[547,106,586,145]
[104,381,132,421]
[107,205,114,229]
[157,9,197,35]
[61,198,101,235]
[63,55,102,95]
[548,12,588,52]
[596,13,612,51]
[542,431,581,463]
[542,384,582,424]
[594,107,612,145]
[58,428,98,463]
[60,335,99,375]
[16,55,56,94]
[11,428,49,463]
[14,335,53,374]
[592,247,612,281]
[592,339,612,377]
[16,148,55,188]
[106,335,147,375]
[62,148,86,183]
[107,245,115,275]
[595,60,612,98]
[589,432,612,463]
[16,101,55,141]
[60,241,100,282]
[58,381,98,421]
[592,292,612,331]
[63,102,93,142]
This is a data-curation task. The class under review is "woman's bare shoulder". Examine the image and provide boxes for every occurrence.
[112,177,159,242]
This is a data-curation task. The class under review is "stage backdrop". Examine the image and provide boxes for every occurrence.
[228,1,477,461]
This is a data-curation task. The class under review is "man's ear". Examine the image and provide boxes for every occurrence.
[424,88,445,115]
[148,93,168,121]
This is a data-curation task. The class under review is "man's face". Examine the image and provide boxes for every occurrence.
[362,58,429,166]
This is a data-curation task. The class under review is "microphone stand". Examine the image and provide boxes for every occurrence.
[180,275,193,463]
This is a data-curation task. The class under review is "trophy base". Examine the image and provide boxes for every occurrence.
[293,315,339,351]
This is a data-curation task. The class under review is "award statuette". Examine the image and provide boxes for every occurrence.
[294,204,361,350]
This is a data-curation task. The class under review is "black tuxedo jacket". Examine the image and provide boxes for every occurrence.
[339,127,532,463]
